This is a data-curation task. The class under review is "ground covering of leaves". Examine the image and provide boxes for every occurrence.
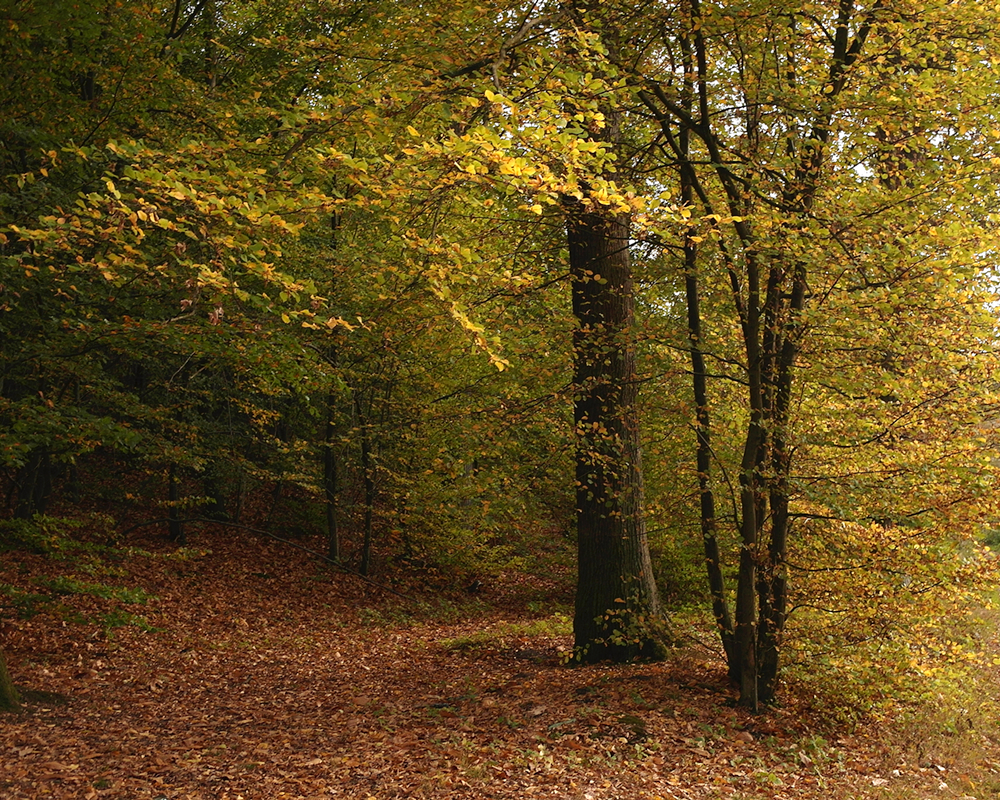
[2,527,999,800]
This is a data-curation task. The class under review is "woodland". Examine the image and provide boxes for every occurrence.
[5,0,1000,797]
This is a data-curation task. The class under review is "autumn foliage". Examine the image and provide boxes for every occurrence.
[4,1,1000,790]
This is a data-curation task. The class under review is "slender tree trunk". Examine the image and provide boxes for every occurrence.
[633,0,876,709]
[757,486,789,702]
[68,381,81,503]
[683,206,737,675]
[324,389,341,562]
[202,464,229,521]
[0,648,20,713]
[675,50,737,675]
[757,259,806,702]
[203,0,217,90]
[569,200,663,663]
[168,464,185,544]
[15,448,52,519]
[735,478,761,710]
[232,466,245,524]
[356,397,375,577]
[325,211,342,563]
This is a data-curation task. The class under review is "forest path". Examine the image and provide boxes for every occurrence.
[0,527,986,799]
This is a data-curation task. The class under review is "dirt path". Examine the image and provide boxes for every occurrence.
[0,529,987,799]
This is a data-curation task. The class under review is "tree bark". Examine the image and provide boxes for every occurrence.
[15,448,52,519]
[325,211,343,563]
[324,388,341,562]
[631,0,878,705]
[675,55,737,675]
[356,396,375,577]
[569,202,663,662]
[168,464,185,544]
[0,648,20,713]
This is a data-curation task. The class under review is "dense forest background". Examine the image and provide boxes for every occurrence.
[5,0,1000,747]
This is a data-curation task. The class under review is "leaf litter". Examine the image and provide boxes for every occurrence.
[1,527,997,799]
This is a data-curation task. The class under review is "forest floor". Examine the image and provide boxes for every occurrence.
[2,525,1000,800]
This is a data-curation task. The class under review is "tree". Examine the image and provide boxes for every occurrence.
[630,0,1000,707]
[5,0,1000,716]
[0,648,19,713]
[558,9,667,662]
[568,197,664,661]
[0,0,337,526]
[282,4,672,648]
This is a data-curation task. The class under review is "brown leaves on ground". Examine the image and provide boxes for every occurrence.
[0,529,994,799]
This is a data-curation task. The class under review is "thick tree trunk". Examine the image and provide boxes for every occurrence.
[569,204,663,663]
[0,648,20,713]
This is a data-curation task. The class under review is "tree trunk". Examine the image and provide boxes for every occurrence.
[168,464,185,544]
[0,648,20,713]
[203,0,218,90]
[632,0,879,708]
[756,258,806,702]
[356,397,375,577]
[202,464,229,521]
[15,448,52,519]
[675,76,737,675]
[325,210,343,563]
[324,388,341,562]
[569,202,663,663]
